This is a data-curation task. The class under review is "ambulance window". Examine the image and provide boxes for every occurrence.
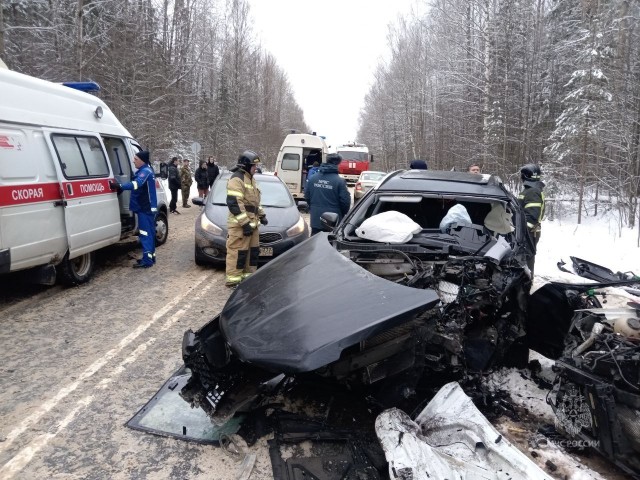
[102,137,131,176]
[51,134,109,178]
[281,153,300,171]
[78,137,109,176]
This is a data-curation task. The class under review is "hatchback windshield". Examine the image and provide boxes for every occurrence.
[210,175,293,208]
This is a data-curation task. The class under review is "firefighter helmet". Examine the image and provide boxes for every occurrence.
[520,164,542,183]
[236,150,261,171]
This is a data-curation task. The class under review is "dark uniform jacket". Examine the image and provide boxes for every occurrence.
[120,164,158,214]
[518,182,545,232]
[305,163,351,230]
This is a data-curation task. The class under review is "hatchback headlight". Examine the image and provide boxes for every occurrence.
[286,216,306,237]
[200,213,223,235]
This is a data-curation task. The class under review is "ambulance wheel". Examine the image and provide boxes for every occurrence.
[57,252,95,286]
[155,212,168,246]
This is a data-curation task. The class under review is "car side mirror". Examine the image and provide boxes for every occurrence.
[297,201,309,213]
[320,212,339,231]
[370,154,374,163]
[192,197,204,207]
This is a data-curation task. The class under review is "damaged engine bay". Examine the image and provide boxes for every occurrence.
[182,227,532,427]
[550,305,640,476]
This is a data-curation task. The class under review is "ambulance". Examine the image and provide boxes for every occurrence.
[274,132,329,202]
[0,67,169,285]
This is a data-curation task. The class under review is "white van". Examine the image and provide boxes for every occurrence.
[0,68,169,285]
[274,133,329,201]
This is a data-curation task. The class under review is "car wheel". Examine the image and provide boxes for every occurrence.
[155,212,168,246]
[57,251,95,286]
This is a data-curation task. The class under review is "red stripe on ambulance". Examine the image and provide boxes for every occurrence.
[0,179,115,206]
[0,182,61,206]
[61,178,113,198]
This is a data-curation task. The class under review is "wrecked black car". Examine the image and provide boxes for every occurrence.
[182,170,536,423]
[550,306,640,476]
[524,257,640,477]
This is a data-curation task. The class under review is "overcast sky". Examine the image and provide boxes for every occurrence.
[247,0,417,150]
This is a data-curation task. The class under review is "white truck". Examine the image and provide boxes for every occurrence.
[274,133,329,202]
[0,67,169,285]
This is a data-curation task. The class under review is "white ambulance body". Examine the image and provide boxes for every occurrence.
[274,133,329,201]
[0,68,168,285]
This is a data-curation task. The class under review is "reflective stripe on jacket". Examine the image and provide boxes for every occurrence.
[226,169,263,227]
[120,164,158,214]
[518,183,545,231]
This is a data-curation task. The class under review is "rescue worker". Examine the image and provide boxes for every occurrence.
[517,163,545,273]
[305,153,351,235]
[115,151,157,268]
[308,161,321,181]
[225,150,267,288]
[180,158,193,208]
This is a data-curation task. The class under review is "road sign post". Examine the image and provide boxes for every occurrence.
[191,141,201,170]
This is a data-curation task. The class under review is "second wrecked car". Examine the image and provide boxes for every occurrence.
[182,170,536,423]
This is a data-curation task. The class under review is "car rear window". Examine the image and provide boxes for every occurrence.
[361,172,384,181]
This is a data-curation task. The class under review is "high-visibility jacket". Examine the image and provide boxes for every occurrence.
[226,169,264,228]
[518,183,545,232]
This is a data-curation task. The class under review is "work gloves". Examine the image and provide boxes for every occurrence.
[242,223,254,236]
[109,180,122,193]
[260,216,268,226]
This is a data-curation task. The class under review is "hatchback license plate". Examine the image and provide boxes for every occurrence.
[259,247,273,257]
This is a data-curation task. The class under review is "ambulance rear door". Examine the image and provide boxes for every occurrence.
[276,146,304,198]
[44,130,121,258]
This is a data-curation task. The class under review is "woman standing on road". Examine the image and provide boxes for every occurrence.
[195,160,209,198]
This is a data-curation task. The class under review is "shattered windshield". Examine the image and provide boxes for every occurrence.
[126,367,243,444]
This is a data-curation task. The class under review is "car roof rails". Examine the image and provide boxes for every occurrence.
[61,81,101,92]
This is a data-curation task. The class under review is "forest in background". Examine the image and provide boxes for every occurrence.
[0,0,308,167]
[358,0,640,230]
[2,0,640,231]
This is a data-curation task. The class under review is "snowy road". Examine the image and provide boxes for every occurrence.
[0,201,275,479]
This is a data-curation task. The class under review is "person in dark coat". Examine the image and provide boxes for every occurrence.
[305,153,351,235]
[168,156,181,214]
[206,156,220,188]
[195,160,209,197]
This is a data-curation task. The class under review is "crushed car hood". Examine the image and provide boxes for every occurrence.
[219,233,440,373]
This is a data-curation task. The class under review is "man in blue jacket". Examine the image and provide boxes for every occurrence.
[305,153,351,235]
[116,150,158,268]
